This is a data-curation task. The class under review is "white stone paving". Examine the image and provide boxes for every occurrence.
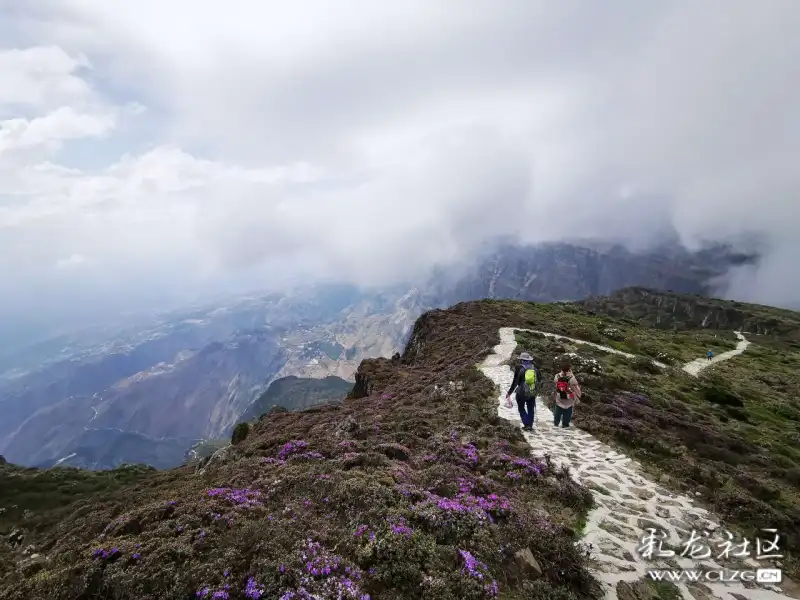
[479,327,795,600]
[683,332,751,377]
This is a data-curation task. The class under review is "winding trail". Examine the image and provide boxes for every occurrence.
[682,332,751,377]
[479,328,796,600]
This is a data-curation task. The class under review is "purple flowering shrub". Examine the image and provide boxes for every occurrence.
[270,538,370,600]
[1,302,604,600]
[207,487,263,508]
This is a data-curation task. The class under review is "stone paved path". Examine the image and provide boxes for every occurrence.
[479,327,795,600]
[683,332,751,377]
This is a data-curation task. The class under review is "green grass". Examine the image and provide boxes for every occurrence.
[3,289,799,598]
[509,302,800,581]
[0,306,603,600]
[0,463,156,532]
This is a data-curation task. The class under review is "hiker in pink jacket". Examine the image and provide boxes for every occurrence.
[553,360,581,428]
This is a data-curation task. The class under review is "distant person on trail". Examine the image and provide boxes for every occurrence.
[505,352,540,431]
[553,361,581,428]
[707,350,713,361]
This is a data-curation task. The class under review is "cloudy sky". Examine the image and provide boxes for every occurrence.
[1,1,799,340]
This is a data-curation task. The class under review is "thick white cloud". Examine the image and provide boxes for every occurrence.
[0,46,92,112]
[0,106,116,153]
[1,0,800,342]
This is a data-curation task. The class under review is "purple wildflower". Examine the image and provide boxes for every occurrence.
[245,577,263,599]
[459,549,498,595]
[132,553,141,560]
[459,443,479,465]
[304,539,342,577]
[277,440,309,460]
[411,490,512,523]
[460,549,487,579]
[93,547,120,560]
[388,516,413,537]
[196,587,210,598]
[495,454,546,477]
[207,487,262,507]
[212,591,229,600]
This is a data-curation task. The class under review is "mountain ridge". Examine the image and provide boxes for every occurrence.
[2,288,797,599]
[0,240,764,469]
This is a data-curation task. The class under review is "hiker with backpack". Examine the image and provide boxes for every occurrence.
[553,360,581,428]
[707,350,713,361]
[505,352,541,431]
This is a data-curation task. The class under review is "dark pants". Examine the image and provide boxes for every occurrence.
[553,404,573,428]
[516,394,535,427]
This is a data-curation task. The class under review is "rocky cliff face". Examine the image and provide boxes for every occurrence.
[424,241,755,306]
[579,286,800,340]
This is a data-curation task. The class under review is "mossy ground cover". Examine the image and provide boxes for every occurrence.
[0,300,605,600]
[0,464,155,531]
[509,299,800,580]
[2,292,797,597]
[0,464,157,580]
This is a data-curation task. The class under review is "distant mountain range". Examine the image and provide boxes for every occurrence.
[0,239,757,470]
